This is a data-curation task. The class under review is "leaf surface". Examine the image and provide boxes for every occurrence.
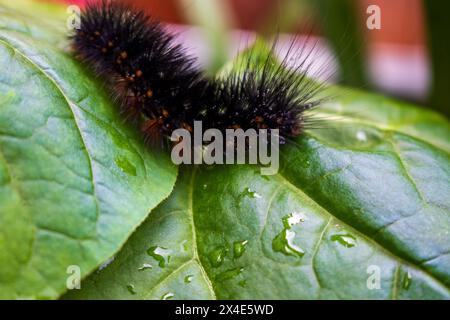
[67,73,450,299]
[0,1,177,299]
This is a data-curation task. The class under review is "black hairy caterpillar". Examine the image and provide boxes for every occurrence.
[71,0,324,149]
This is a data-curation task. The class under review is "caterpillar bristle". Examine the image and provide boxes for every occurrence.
[72,0,209,145]
[71,0,326,151]
[205,41,325,142]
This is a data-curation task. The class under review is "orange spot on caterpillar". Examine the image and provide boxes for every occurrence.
[136,70,143,77]
[255,116,264,124]
[182,122,193,133]
[108,41,114,47]
[120,51,128,59]
[161,109,169,118]
[146,89,153,98]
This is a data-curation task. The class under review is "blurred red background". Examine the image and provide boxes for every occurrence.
[47,0,426,46]
[44,0,430,100]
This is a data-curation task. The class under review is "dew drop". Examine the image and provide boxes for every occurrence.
[356,131,367,142]
[273,229,305,257]
[238,279,247,288]
[138,263,153,271]
[126,284,137,295]
[272,213,306,258]
[161,292,174,300]
[98,256,115,272]
[283,212,306,228]
[184,275,194,283]
[179,240,189,252]
[242,187,262,199]
[402,271,412,290]
[233,240,249,259]
[216,267,244,282]
[302,160,311,168]
[208,246,229,268]
[146,246,171,268]
[330,234,357,248]
[115,156,137,176]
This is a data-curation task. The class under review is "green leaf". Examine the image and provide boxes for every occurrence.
[0,2,177,299]
[0,0,67,46]
[65,171,216,300]
[2,0,449,300]
[66,46,450,299]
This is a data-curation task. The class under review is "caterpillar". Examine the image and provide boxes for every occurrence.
[71,0,324,150]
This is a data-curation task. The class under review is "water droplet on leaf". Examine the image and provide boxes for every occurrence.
[147,246,171,268]
[233,240,249,259]
[208,246,229,268]
[356,131,367,142]
[138,263,153,271]
[273,229,305,257]
[115,156,137,176]
[161,292,174,300]
[238,279,247,288]
[331,234,357,248]
[402,271,412,290]
[127,284,137,295]
[283,212,306,228]
[179,240,189,252]
[301,160,311,168]
[272,213,306,258]
[216,267,244,282]
[242,187,262,199]
[98,256,115,272]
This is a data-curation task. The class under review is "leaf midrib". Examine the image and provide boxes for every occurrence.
[143,169,217,300]
[188,169,217,299]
